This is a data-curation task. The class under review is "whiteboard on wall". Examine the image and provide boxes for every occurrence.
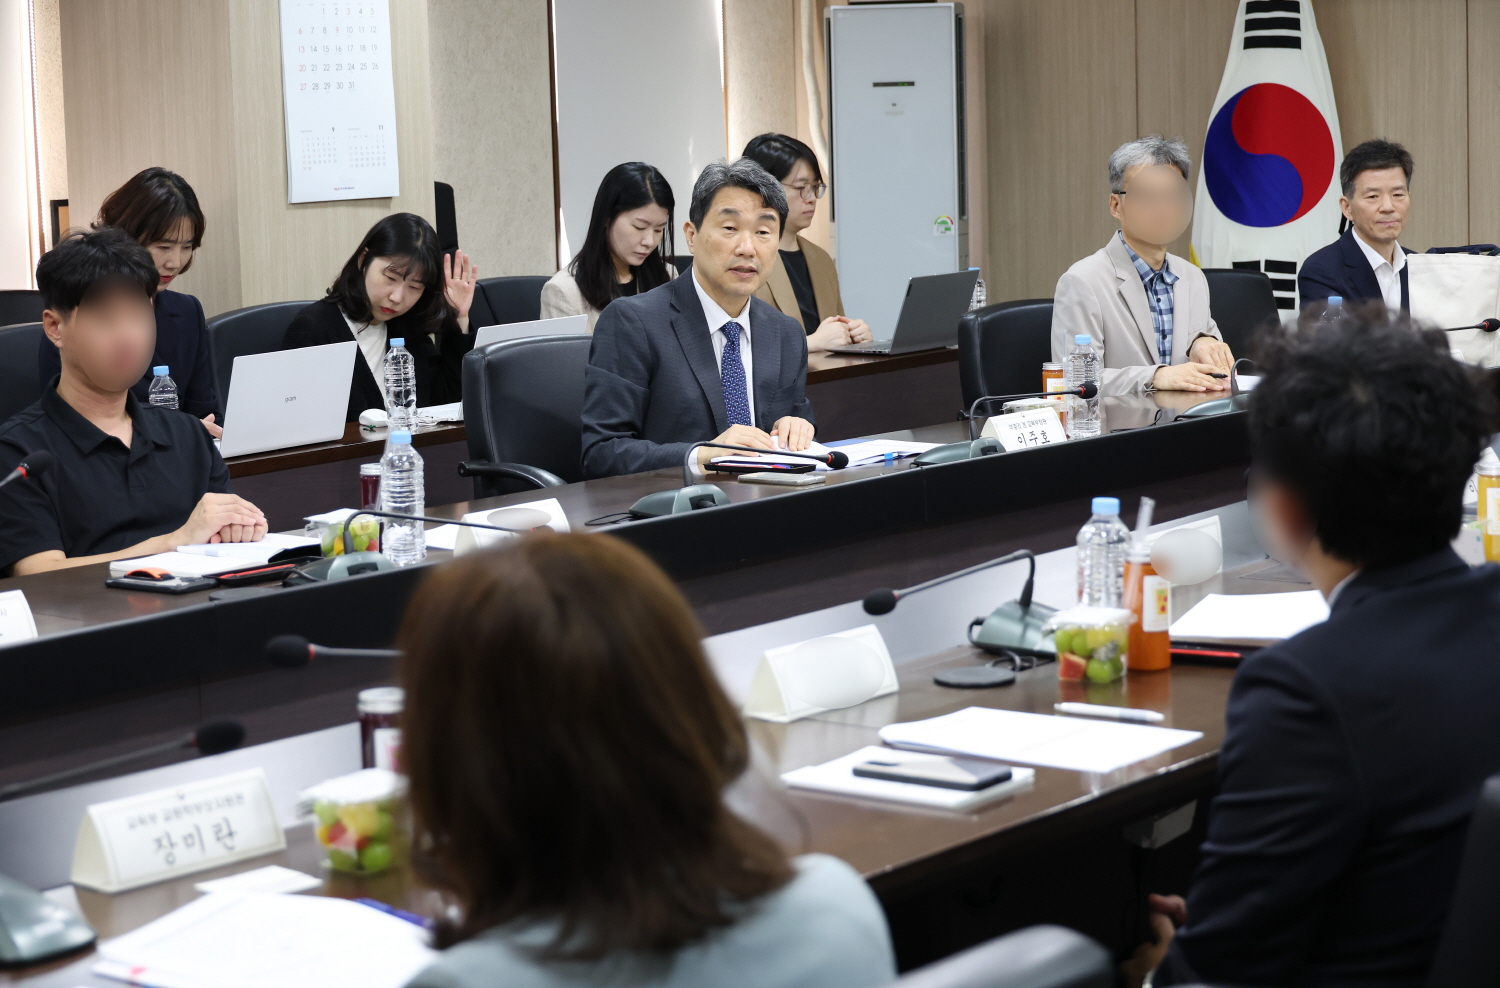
[553,0,725,261]
[278,0,400,203]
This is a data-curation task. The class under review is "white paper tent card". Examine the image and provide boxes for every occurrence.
[744,625,897,723]
[450,497,570,554]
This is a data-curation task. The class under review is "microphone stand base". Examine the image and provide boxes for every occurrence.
[0,873,95,964]
[628,484,730,519]
[934,664,1017,689]
[283,551,394,585]
[969,599,1059,657]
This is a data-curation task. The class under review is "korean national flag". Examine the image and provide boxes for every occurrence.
[1190,0,1343,318]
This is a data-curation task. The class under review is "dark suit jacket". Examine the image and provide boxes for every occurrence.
[1160,549,1500,988]
[1298,227,1414,313]
[280,297,472,423]
[37,289,219,419]
[580,273,814,479]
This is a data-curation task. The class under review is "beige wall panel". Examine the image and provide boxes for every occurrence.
[1317,0,1467,250]
[1469,0,1500,243]
[428,0,554,277]
[60,0,242,316]
[792,0,834,256]
[227,0,436,311]
[985,0,1138,302]
[1135,0,1237,260]
[726,0,797,161]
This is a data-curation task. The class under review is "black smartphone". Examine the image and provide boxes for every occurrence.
[105,574,218,594]
[853,756,1013,791]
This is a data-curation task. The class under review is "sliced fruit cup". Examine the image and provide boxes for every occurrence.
[300,768,408,876]
[1045,606,1135,684]
[306,510,381,557]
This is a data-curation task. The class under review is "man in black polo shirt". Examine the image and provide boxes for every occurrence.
[0,228,266,576]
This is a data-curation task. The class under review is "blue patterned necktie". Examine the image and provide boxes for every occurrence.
[720,321,752,427]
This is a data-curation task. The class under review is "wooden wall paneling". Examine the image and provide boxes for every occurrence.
[1468,0,1500,244]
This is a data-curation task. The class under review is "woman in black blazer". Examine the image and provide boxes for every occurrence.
[37,168,221,431]
[282,213,478,423]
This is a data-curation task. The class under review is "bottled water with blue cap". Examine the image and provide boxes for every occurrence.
[380,430,425,567]
[148,366,178,410]
[383,338,416,432]
[1076,496,1131,606]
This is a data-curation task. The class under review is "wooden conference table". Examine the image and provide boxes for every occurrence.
[224,347,963,532]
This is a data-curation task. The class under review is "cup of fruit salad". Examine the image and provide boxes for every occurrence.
[299,768,408,875]
[1046,606,1135,684]
[305,508,380,557]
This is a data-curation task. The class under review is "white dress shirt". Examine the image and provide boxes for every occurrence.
[1352,230,1406,313]
[341,310,388,383]
[691,269,756,425]
[1326,568,1362,608]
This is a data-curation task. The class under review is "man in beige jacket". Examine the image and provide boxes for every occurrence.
[1053,136,1234,396]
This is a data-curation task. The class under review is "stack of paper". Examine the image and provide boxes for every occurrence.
[1168,589,1329,644]
[94,891,435,988]
[711,441,836,471]
[783,745,1035,811]
[825,439,941,465]
[878,707,1203,774]
[109,533,318,578]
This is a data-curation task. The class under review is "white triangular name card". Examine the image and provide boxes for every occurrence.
[453,497,570,555]
[744,625,898,723]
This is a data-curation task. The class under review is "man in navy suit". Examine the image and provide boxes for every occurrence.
[1298,140,1416,314]
[1125,310,1500,987]
[581,158,814,479]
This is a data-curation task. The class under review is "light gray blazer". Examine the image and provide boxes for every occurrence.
[1051,234,1221,395]
[403,854,896,988]
[541,265,678,334]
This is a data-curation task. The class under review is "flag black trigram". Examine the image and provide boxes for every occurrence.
[1233,258,1299,310]
[1244,0,1301,48]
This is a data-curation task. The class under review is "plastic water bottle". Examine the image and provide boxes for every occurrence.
[1066,334,1100,438]
[383,338,417,432]
[968,267,987,310]
[1076,496,1131,606]
[1318,296,1344,325]
[148,366,178,410]
[379,430,426,567]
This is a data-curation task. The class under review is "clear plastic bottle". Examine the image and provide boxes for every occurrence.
[1478,447,1500,563]
[1076,496,1131,607]
[968,267,986,310]
[1066,334,1100,438]
[379,430,426,567]
[147,365,178,410]
[382,337,417,432]
[1319,295,1344,325]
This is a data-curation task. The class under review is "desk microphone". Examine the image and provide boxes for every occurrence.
[0,719,246,802]
[863,550,1057,687]
[628,442,851,519]
[0,449,54,491]
[265,633,401,668]
[961,383,1097,440]
[1442,318,1500,333]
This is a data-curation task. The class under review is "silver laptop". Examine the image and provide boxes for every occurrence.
[474,314,587,348]
[825,269,981,355]
[218,341,358,458]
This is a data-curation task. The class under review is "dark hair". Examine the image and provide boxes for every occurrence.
[96,168,205,275]
[1340,139,1413,197]
[742,132,823,185]
[1249,306,1496,569]
[35,227,159,315]
[568,163,675,313]
[689,157,788,231]
[327,213,447,335]
[399,532,793,960]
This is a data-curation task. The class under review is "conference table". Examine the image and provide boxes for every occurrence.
[0,387,1258,978]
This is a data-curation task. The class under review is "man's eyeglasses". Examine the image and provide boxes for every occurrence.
[783,182,827,202]
[1111,188,1192,209]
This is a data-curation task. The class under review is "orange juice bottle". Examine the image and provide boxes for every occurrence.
[1125,544,1171,671]
[1479,449,1500,562]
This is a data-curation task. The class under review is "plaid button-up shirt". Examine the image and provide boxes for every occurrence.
[1118,232,1177,365]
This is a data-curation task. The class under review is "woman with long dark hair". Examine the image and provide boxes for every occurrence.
[38,168,224,433]
[281,213,478,423]
[743,134,873,356]
[398,532,895,988]
[541,162,675,332]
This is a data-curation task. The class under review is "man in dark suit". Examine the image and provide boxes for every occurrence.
[581,157,815,479]
[1298,140,1416,314]
[1125,309,1500,988]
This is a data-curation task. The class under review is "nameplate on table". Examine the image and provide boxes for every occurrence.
[0,589,38,646]
[980,405,1067,451]
[71,768,286,893]
[451,496,571,555]
[744,624,897,723]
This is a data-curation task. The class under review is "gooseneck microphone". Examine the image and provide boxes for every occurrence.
[962,384,1098,440]
[1442,318,1500,334]
[0,719,246,802]
[265,633,401,668]
[863,550,1037,616]
[680,441,850,486]
[0,449,55,491]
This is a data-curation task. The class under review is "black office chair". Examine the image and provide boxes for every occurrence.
[206,300,316,418]
[0,322,44,425]
[668,254,693,278]
[958,299,1055,415]
[477,275,549,325]
[1426,772,1500,988]
[893,925,1111,988]
[1201,269,1277,358]
[457,335,591,498]
[0,290,44,329]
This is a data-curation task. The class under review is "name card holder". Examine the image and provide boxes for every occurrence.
[71,768,286,893]
[744,625,898,723]
[0,589,38,646]
[980,405,1068,452]
[453,497,570,555]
